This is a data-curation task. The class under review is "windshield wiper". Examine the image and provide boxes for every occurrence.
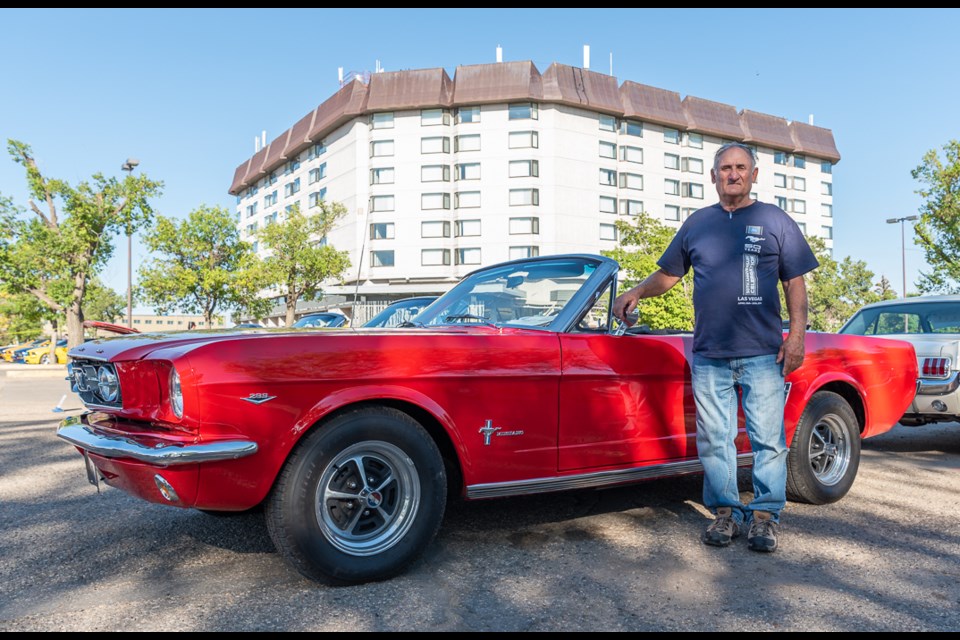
[444,314,498,327]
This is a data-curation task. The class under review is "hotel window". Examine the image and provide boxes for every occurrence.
[265,212,278,226]
[455,191,481,209]
[421,248,451,266]
[821,226,833,239]
[370,222,395,240]
[682,157,703,174]
[370,195,395,212]
[456,163,481,181]
[307,142,326,160]
[284,204,295,216]
[421,220,451,238]
[283,158,300,175]
[682,182,704,199]
[822,181,833,196]
[456,106,480,124]
[600,196,617,214]
[790,199,806,214]
[421,193,451,210]
[664,153,680,170]
[308,189,326,208]
[774,151,788,165]
[308,164,327,184]
[620,199,643,216]
[455,134,481,152]
[246,203,257,218]
[508,131,538,149]
[456,248,481,265]
[246,222,258,234]
[621,146,643,164]
[599,223,619,241]
[793,154,806,169]
[750,191,758,200]
[509,103,538,120]
[774,173,787,188]
[822,203,833,217]
[421,165,450,182]
[248,185,258,197]
[509,217,539,234]
[599,114,617,132]
[266,171,278,186]
[509,159,539,177]
[792,176,806,191]
[821,161,833,174]
[664,128,680,145]
[620,120,642,137]
[509,246,540,260]
[664,205,680,221]
[797,222,807,235]
[509,188,539,206]
[682,207,697,220]
[371,167,395,185]
[600,168,618,186]
[371,112,394,129]
[371,140,394,157]
[370,250,395,267]
[455,220,481,237]
[599,141,617,159]
[421,109,450,126]
[683,132,703,149]
[665,179,680,196]
[284,178,300,198]
[422,136,451,154]
[620,173,643,190]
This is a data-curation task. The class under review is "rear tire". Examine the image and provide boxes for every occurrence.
[786,391,861,504]
[265,407,446,585]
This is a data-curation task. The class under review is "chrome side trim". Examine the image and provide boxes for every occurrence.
[57,419,258,467]
[466,454,753,500]
[916,372,960,396]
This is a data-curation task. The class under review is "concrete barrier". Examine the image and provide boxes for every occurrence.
[0,363,69,378]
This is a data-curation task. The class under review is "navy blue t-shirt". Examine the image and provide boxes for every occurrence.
[658,201,819,358]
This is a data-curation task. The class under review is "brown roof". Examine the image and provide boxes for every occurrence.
[739,110,794,152]
[282,109,317,159]
[237,145,270,191]
[681,96,745,139]
[366,68,454,111]
[789,121,841,163]
[229,159,253,195]
[619,81,687,129]
[307,78,369,143]
[541,63,623,116]
[452,60,544,105]
[263,129,290,170]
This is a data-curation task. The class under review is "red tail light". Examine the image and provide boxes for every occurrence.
[921,357,951,378]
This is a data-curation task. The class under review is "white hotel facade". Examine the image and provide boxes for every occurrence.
[229,61,839,319]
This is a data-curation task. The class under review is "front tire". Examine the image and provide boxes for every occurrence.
[266,407,446,585]
[786,391,861,504]
[40,354,49,364]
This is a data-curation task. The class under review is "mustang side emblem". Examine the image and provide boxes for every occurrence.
[242,393,277,405]
[479,419,524,445]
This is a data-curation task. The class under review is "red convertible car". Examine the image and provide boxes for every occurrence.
[57,254,918,585]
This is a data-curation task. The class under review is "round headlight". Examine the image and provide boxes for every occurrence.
[170,367,183,418]
[96,366,119,402]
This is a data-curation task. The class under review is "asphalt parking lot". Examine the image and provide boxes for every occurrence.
[1,370,958,631]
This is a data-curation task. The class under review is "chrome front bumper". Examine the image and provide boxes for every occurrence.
[57,413,258,467]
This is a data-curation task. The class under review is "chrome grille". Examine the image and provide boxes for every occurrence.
[68,359,123,408]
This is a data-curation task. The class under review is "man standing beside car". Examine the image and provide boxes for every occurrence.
[612,142,819,553]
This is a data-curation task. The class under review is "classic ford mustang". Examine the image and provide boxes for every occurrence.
[57,254,918,585]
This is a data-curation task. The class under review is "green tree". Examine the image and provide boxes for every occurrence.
[83,279,125,323]
[136,205,271,327]
[253,201,351,326]
[912,140,960,293]
[0,140,162,347]
[0,291,45,344]
[603,212,694,330]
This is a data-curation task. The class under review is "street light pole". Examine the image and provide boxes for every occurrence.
[121,158,140,328]
[885,215,919,298]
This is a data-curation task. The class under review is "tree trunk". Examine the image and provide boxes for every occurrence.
[66,303,85,349]
[47,322,59,364]
[285,293,298,327]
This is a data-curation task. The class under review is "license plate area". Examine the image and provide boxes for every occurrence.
[83,450,101,492]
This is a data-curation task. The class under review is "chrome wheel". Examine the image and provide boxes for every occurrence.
[808,414,851,486]
[315,440,420,557]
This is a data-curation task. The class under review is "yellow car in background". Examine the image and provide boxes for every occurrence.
[23,339,69,364]
[2,338,45,362]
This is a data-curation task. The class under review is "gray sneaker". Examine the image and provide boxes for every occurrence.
[703,507,741,547]
[747,511,779,552]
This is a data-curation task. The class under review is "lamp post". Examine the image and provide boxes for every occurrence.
[885,215,919,298]
[121,158,140,328]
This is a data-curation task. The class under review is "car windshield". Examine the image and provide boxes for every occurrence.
[839,301,960,335]
[415,256,602,329]
[293,314,344,328]
[363,298,438,328]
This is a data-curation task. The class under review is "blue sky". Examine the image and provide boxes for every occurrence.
[2,8,958,313]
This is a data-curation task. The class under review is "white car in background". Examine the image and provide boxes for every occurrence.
[839,295,960,426]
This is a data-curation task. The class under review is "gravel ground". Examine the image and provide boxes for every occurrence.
[1,375,958,631]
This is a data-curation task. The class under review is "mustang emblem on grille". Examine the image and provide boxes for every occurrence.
[242,393,277,405]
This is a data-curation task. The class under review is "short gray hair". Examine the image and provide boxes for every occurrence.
[713,142,757,173]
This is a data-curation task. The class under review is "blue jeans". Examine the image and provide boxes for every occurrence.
[691,354,787,525]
